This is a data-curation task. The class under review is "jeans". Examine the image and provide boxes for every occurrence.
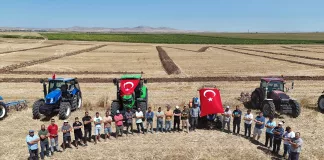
[233,120,241,134]
[283,144,291,157]
[273,139,282,154]
[50,137,60,152]
[156,119,163,132]
[146,121,153,132]
[222,120,231,132]
[289,152,300,160]
[165,120,172,132]
[116,125,123,136]
[126,123,133,134]
[136,122,144,133]
[29,149,39,160]
[173,119,180,131]
[190,117,198,130]
[84,128,92,143]
[40,141,50,159]
[182,119,190,132]
[244,123,252,137]
[265,132,274,148]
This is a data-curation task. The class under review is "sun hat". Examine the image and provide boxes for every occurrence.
[176,106,179,109]
[64,120,68,123]
[226,106,230,109]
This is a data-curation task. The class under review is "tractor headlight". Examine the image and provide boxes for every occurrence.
[50,98,54,103]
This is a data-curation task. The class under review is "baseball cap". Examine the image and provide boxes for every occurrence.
[176,106,179,109]
[64,120,68,123]
[226,106,230,109]
[278,122,283,125]
[29,130,34,133]
[116,110,120,113]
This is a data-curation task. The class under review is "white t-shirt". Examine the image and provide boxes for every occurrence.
[224,110,232,122]
[94,116,102,128]
[244,113,253,124]
[283,131,295,145]
[135,111,143,123]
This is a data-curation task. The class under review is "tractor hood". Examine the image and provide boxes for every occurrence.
[120,79,140,96]
[271,90,290,100]
[45,89,61,104]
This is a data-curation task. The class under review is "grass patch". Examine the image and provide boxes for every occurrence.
[40,33,324,44]
[0,34,44,39]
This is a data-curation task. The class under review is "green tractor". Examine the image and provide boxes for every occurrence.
[111,74,148,119]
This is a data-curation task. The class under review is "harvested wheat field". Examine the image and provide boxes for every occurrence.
[0,38,324,160]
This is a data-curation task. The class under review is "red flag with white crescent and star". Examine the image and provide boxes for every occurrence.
[120,79,140,96]
[199,88,224,117]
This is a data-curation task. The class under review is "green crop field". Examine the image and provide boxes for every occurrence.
[40,33,324,44]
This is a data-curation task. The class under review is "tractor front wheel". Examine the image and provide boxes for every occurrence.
[290,100,301,118]
[111,101,120,120]
[33,100,44,119]
[318,95,324,112]
[59,102,71,120]
[262,101,275,118]
[0,102,7,120]
[251,90,261,109]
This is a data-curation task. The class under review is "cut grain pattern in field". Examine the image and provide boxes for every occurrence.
[156,46,181,75]
[0,43,63,55]
[281,46,324,54]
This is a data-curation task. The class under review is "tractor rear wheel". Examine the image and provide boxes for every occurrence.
[111,101,120,120]
[251,90,261,109]
[0,102,7,120]
[33,100,44,119]
[59,102,71,120]
[138,101,147,121]
[318,95,324,112]
[290,100,301,118]
[261,101,275,118]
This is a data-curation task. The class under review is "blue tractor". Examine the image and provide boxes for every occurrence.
[0,96,28,120]
[32,77,82,120]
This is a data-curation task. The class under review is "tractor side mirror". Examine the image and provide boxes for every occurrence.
[113,78,118,85]
[40,79,44,83]
[144,79,148,84]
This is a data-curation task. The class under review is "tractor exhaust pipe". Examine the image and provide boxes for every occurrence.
[264,83,269,100]
[40,79,47,98]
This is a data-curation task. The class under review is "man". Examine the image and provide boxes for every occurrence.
[125,108,134,135]
[243,109,253,137]
[103,111,113,140]
[222,106,232,133]
[26,130,40,160]
[156,107,164,133]
[93,112,102,144]
[61,120,72,150]
[253,112,265,141]
[272,121,284,155]
[232,105,242,135]
[145,107,154,133]
[82,111,92,145]
[190,103,200,131]
[181,105,190,133]
[165,105,173,132]
[173,106,181,132]
[283,126,295,159]
[207,114,216,130]
[47,119,61,153]
[73,117,84,149]
[288,132,303,160]
[38,124,50,160]
[135,107,145,134]
[114,110,124,138]
[265,116,276,149]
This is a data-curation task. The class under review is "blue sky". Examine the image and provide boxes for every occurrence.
[0,0,323,32]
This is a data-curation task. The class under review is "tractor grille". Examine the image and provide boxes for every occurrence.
[280,103,292,114]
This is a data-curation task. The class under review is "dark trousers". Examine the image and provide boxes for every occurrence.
[190,117,198,130]
[29,149,39,160]
[40,141,50,159]
[173,119,180,131]
[265,132,274,148]
[283,144,291,157]
[84,128,92,143]
[126,123,133,134]
[273,139,282,154]
[244,123,251,137]
[288,152,300,160]
[136,122,144,133]
[233,120,241,134]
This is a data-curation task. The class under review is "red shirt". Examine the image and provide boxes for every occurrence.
[114,114,123,126]
[47,124,58,138]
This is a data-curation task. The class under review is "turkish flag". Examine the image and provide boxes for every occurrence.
[199,88,224,117]
[120,79,140,96]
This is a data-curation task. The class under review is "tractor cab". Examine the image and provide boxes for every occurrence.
[260,78,285,93]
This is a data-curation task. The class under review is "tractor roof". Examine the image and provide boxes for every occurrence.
[121,74,142,79]
[48,78,75,82]
[261,77,284,82]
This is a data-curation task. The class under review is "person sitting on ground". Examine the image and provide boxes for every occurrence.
[135,107,145,134]
[93,112,102,144]
[165,105,173,133]
[288,132,303,160]
[38,124,51,160]
[156,107,164,133]
[206,114,216,130]
[222,106,232,133]
[253,112,265,142]
[272,121,285,155]
[173,106,181,132]
[103,111,113,140]
[190,103,200,131]
[61,120,72,150]
[145,107,154,133]
[282,126,295,159]
[265,116,276,149]
[243,109,253,138]
[125,108,134,135]
[114,110,124,138]
[181,105,190,133]
[232,105,242,135]
[26,130,40,160]
[73,117,85,149]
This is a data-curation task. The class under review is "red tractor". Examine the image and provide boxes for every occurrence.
[251,77,300,118]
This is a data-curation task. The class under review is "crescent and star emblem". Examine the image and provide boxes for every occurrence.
[203,90,216,102]
[124,82,134,91]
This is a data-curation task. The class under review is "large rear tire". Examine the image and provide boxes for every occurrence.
[59,102,71,120]
[138,101,147,121]
[33,100,44,119]
[251,90,261,109]
[111,101,120,120]
[318,95,324,112]
[290,100,301,118]
[262,101,275,118]
[0,102,7,120]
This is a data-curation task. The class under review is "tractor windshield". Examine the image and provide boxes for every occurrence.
[48,80,66,92]
[267,81,284,92]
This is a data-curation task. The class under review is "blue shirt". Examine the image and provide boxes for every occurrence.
[265,120,276,133]
[26,135,39,150]
[190,107,200,118]
[146,112,154,122]
[273,127,284,140]
[254,116,265,129]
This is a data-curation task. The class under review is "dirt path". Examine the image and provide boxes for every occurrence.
[162,46,211,53]
[156,46,181,75]
[0,43,63,55]
[281,46,324,54]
